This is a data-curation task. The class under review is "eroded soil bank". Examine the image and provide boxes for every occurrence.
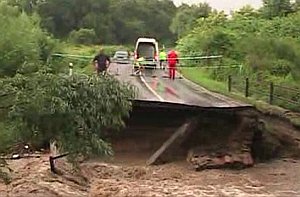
[1,106,300,196]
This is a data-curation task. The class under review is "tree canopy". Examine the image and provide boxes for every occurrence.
[10,0,178,45]
[5,0,219,45]
[170,3,212,39]
[0,1,56,77]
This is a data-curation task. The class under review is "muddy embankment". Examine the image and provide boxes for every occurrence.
[1,104,300,197]
[110,104,300,170]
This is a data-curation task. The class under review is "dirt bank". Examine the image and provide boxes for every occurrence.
[1,99,300,196]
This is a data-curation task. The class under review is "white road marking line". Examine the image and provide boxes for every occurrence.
[140,75,165,102]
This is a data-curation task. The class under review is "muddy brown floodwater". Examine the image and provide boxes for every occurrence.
[1,153,300,197]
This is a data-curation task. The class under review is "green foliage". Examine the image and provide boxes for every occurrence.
[178,9,300,79]
[0,68,135,159]
[0,2,57,77]
[29,0,177,44]
[69,28,97,45]
[261,0,293,18]
[178,7,300,111]
[270,59,292,76]
[0,122,16,154]
[181,67,228,93]
[170,3,212,38]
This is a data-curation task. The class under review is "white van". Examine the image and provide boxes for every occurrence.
[134,37,159,68]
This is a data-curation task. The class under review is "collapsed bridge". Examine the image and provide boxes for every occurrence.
[108,63,260,170]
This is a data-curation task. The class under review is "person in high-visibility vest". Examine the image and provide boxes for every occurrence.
[133,57,145,75]
[167,50,179,80]
[159,49,167,70]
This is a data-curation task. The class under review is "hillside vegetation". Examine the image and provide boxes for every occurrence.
[177,2,300,111]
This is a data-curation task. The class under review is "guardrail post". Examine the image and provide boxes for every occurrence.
[269,82,274,104]
[69,63,73,76]
[245,78,249,97]
[228,75,232,92]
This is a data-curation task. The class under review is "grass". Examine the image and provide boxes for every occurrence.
[60,43,131,57]
[180,67,249,102]
[181,67,300,128]
[180,67,228,93]
[54,44,131,75]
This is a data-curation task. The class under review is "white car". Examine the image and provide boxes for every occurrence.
[113,51,130,64]
[134,37,159,69]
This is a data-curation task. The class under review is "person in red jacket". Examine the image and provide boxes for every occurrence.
[167,50,178,80]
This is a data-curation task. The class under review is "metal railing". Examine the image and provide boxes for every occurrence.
[227,75,300,111]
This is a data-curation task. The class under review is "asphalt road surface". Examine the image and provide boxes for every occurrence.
[108,63,251,108]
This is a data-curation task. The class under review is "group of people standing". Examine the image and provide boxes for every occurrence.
[93,47,179,80]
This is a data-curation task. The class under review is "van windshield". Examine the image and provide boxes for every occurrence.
[137,42,155,59]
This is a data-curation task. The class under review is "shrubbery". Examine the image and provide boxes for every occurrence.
[0,2,57,77]
[177,8,300,111]
[177,10,300,82]
[69,28,97,45]
[0,68,135,159]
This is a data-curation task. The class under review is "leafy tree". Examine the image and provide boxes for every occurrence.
[1,68,135,159]
[261,0,293,18]
[294,0,300,10]
[177,11,228,55]
[0,1,56,77]
[233,5,260,18]
[29,0,177,44]
[170,3,212,38]
[109,0,176,44]
[69,28,97,45]
[177,7,300,81]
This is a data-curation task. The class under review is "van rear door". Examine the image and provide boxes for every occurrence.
[137,42,156,61]
[134,38,159,67]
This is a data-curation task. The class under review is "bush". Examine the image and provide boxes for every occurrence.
[270,59,292,77]
[69,28,97,45]
[0,2,57,77]
[0,68,136,160]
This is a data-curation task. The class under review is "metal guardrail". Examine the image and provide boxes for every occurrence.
[228,75,300,110]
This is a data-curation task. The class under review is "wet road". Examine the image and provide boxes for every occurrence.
[109,63,251,108]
